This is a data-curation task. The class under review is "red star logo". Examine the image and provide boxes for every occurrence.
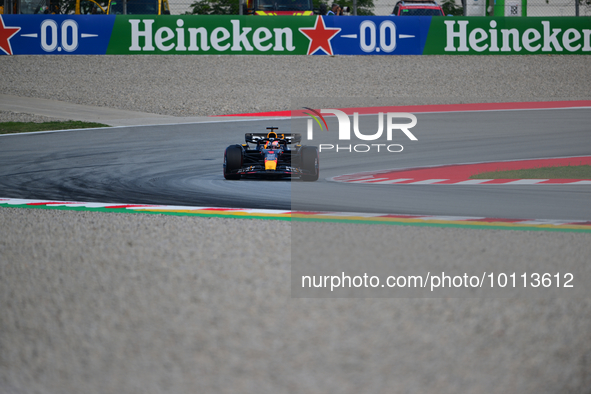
[0,16,20,56]
[299,16,341,56]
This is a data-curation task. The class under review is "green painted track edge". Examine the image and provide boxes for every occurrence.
[292,217,591,233]
[2,203,590,233]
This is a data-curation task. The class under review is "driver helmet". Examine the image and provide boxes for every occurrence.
[265,139,279,149]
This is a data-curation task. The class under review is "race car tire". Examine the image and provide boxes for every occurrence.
[300,146,319,182]
[224,145,243,180]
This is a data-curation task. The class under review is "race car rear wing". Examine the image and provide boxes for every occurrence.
[245,133,302,144]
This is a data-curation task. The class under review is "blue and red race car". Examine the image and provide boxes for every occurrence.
[223,127,319,181]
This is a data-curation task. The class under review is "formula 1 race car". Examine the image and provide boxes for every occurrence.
[223,127,319,181]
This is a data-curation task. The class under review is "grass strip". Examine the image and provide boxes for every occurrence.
[470,165,591,179]
[0,121,110,135]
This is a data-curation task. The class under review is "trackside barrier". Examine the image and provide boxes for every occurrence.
[1,15,589,55]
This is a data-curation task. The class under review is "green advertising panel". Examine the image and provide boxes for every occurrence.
[107,15,317,55]
[424,17,591,55]
[7,14,587,56]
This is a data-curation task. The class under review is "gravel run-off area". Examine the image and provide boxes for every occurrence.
[1,55,590,117]
[1,55,591,394]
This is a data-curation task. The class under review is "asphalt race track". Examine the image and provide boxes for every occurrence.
[2,108,590,220]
